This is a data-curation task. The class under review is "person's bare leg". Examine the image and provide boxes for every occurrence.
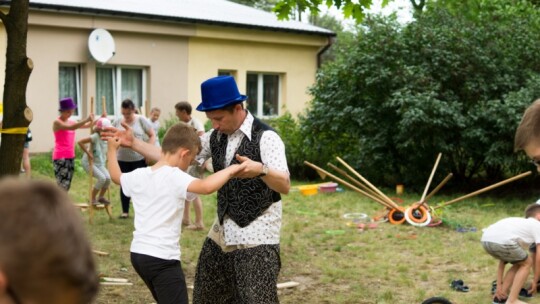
[22,147,31,179]
[183,201,191,226]
[507,257,532,304]
[193,197,205,229]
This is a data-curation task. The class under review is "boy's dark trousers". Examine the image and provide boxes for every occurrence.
[131,252,188,304]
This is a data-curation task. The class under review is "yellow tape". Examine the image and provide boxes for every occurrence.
[0,127,28,134]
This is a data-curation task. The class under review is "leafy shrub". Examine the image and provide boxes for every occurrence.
[303,3,540,188]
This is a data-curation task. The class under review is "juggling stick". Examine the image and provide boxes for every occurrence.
[434,171,532,210]
[420,153,442,204]
[424,173,453,202]
[304,161,395,209]
[336,157,400,209]
[327,163,383,201]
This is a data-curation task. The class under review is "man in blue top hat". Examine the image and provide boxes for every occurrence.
[191,75,290,303]
[100,75,290,303]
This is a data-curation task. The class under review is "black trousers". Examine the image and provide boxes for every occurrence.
[118,159,146,214]
[131,252,188,304]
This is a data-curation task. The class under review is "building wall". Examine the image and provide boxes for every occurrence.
[187,25,328,123]
[24,11,192,153]
[1,10,329,153]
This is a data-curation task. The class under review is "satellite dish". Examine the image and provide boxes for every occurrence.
[88,29,115,64]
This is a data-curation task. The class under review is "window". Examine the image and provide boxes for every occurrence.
[246,73,280,117]
[96,66,146,116]
[59,64,82,117]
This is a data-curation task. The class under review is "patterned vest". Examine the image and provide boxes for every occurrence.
[210,117,281,228]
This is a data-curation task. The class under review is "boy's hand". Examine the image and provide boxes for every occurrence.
[107,137,121,150]
[235,154,265,178]
[101,122,134,148]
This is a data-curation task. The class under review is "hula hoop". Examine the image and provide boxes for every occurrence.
[388,207,406,225]
[405,204,429,223]
[404,206,432,227]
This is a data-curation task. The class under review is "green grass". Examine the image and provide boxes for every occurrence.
[28,153,540,303]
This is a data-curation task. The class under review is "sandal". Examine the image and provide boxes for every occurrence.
[450,279,469,292]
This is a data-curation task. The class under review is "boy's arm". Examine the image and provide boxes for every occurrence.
[187,163,246,195]
[107,138,122,185]
[101,122,161,162]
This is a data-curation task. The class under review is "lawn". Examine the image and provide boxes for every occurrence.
[28,153,540,303]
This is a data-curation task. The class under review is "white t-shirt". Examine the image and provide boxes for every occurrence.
[481,217,540,246]
[121,166,197,260]
[188,117,205,133]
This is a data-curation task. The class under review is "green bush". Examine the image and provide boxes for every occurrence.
[303,3,540,188]
[158,114,180,143]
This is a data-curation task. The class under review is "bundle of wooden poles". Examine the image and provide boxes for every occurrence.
[304,153,532,227]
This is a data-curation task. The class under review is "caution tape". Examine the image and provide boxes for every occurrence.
[0,127,28,134]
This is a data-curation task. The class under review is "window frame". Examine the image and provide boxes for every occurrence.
[96,66,147,117]
[58,63,83,118]
[246,72,281,118]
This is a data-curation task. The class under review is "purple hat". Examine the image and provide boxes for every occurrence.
[196,76,247,112]
[59,97,77,111]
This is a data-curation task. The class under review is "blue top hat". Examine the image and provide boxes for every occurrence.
[59,97,77,111]
[197,76,247,112]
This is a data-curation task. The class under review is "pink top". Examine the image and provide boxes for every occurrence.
[53,118,76,160]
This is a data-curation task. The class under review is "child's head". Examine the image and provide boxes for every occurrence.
[93,117,112,133]
[515,99,540,159]
[0,179,99,303]
[161,122,201,158]
[175,101,192,122]
[525,202,540,219]
[150,107,161,122]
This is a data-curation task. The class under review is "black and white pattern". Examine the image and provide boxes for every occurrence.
[193,238,280,304]
[53,158,75,191]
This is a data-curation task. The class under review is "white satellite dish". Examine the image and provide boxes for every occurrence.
[88,29,115,64]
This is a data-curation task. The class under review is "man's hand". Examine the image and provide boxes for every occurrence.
[101,122,134,148]
[235,154,265,178]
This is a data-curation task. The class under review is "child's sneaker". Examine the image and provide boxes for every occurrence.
[492,296,507,304]
[91,200,100,206]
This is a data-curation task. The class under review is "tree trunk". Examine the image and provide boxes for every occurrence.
[0,0,33,177]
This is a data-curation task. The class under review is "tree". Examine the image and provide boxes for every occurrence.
[273,0,392,23]
[300,1,540,187]
[0,0,33,177]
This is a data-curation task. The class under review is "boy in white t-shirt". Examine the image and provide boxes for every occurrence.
[481,203,540,304]
[107,122,246,304]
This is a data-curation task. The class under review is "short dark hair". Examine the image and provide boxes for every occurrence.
[175,101,192,115]
[525,203,540,218]
[0,179,99,303]
[161,122,201,155]
[121,99,135,110]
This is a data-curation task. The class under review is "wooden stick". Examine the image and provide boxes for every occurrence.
[327,163,383,201]
[434,171,532,209]
[101,282,133,286]
[424,173,453,202]
[335,157,400,209]
[101,277,128,283]
[277,281,300,289]
[92,249,109,256]
[304,161,395,209]
[88,97,95,224]
[420,153,442,204]
[101,96,107,116]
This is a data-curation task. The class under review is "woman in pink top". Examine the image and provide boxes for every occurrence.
[52,97,93,190]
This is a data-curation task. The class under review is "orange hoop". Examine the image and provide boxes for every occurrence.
[388,206,406,225]
[405,204,429,223]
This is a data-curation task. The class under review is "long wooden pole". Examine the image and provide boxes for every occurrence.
[304,161,396,209]
[420,153,442,203]
[88,97,95,223]
[336,157,400,209]
[327,163,383,201]
[434,171,532,209]
[424,173,453,202]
